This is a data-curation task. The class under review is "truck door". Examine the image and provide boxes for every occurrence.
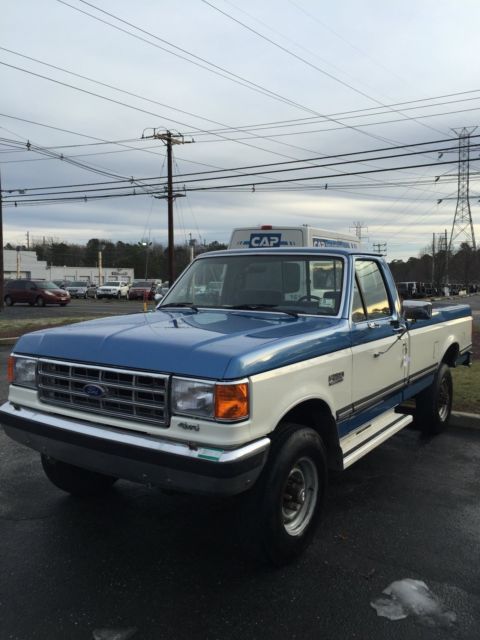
[350,259,408,422]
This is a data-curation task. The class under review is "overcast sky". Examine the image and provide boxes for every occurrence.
[2,0,480,260]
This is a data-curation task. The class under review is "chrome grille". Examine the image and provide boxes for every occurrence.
[37,359,168,427]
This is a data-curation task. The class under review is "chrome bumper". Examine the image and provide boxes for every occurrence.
[0,402,270,496]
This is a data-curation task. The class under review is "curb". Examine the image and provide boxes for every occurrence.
[451,411,480,430]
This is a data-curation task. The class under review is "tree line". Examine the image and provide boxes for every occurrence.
[388,242,480,289]
[5,238,227,282]
[4,238,479,287]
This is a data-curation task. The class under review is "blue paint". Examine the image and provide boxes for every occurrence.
[14,309,351,380]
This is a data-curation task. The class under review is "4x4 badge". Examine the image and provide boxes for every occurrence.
[328,372,344,386]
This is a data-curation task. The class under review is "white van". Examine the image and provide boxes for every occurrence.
[228,225,360,250]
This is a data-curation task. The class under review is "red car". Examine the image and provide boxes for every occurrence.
[4,279,71,307]
[128,280,157,301]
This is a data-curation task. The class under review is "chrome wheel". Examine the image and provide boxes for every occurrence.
[438,376,451,422]
[282,457,318,537]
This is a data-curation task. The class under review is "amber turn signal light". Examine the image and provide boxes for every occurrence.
[7,356,15,384]
[215,383,249,420]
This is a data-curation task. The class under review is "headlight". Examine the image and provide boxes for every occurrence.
[8,356,38,389]
[171,379,214,418]
[171,378,249,421]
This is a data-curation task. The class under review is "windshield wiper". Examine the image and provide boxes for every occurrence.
[230,304,298,317]
[158,302,198,312]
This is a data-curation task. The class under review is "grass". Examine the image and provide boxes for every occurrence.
[0,316,101,338]
[452,362,480,414]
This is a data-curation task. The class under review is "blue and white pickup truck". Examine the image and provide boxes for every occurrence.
[1,249,472,564]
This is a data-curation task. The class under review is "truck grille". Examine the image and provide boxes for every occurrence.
[37,359,169,427]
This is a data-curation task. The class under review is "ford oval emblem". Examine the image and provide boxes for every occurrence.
[83,383,106,398]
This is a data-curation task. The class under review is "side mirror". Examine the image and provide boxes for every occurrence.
[403,300,432,320]
[154,293,163,302]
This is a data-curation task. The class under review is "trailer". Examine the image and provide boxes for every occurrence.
[228,224,360,250]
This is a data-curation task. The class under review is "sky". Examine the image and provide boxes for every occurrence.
[2,0,480,261]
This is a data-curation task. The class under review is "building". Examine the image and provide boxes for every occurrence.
[3,249,134,284]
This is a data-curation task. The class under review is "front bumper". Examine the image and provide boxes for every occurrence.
[0,403,270,496]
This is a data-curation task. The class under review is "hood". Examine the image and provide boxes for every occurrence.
[13,309,350,379]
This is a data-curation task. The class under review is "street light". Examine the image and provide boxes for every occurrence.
[138,241,152,279]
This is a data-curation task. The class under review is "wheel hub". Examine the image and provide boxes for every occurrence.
[282,458,319,537]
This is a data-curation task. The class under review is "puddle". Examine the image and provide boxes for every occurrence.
[371,578,456,627]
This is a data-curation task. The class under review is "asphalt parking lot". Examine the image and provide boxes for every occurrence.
[1,336,480,639]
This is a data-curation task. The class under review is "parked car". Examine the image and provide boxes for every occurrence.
[52,280,68,289]
[86,284,98,299]
[65,281,90,299]
[154,285,170,304]
[128,280,157,300]
[4,279,71,307]
[96,281,130,299]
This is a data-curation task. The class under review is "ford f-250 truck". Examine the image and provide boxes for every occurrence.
[0,249,472,564]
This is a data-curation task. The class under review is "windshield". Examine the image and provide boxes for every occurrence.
[103,282,121,287]
[70,281,88,287]
[160,254,344,315]
[132,281,153,287]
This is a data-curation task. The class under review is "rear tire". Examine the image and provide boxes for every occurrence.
[41,455,117,497]
[4,295,13,306]
[416,363,453,435]
[36,296,45,307]
[244,423,327,566]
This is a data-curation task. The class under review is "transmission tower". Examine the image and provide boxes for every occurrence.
[448,127,477,252]
[350,221,368,242]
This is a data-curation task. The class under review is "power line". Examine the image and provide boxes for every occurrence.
[3,157,472,204]
[59,0,441,149]
[200,0,447,138]
[0,136,480,192]
[3,135,476,194]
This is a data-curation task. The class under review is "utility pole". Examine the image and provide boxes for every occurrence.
[372,242,387,256]
[141,129,193,286]
[350,221,368,243]
[448,127,477,252]
[432,233,435,285]
[0,171,3,311]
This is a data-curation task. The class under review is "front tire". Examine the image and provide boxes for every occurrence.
[416,363,453,434]
[41,455,117,497]
[246,424,327,565]
[36,296,45,307]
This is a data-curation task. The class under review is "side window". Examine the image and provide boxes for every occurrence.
[352,277,366,323]
[354,260,392,320]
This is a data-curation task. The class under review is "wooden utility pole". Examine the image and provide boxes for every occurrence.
[141,129,193,286]
[0,171,4,311]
